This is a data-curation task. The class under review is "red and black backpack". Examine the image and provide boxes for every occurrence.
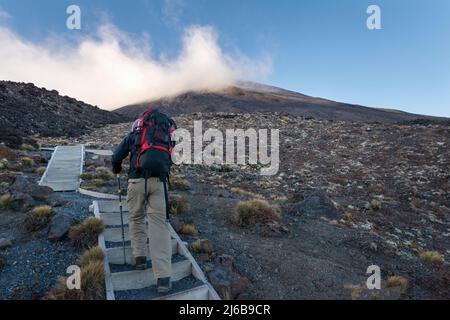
[133,108,176,181]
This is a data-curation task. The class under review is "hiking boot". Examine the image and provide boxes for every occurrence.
[135,256,147,270]
[157,277,172,293]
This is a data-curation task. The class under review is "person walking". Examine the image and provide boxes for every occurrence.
[112,109,176,293]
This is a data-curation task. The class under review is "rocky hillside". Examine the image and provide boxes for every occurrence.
[115,82,449,124]
[38,112,450,299]
[0,81,130,141]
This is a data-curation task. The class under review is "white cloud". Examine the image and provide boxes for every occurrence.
[0,23,271,110]
[0,8,11,20]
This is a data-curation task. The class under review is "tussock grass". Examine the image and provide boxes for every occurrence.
[169,195,190,214]
[385,276,409,294]
[179,224,199,236]
[23,206,55,232]
[20,144,35,152]
[95,167,112,179]
[231,187,258,197]
[370,199,381,211]
[79,246,104,267]
[80,173,93,180]
[0,193,11,208]
[419,251,444,264]
[69,217,104,249]
[170,175,191,191]
[35,166,47,175]
[47,261,105,300]
[91,178,106,188]
[231,199,281,226]
[190,239,213,254]
[20,157,35,168]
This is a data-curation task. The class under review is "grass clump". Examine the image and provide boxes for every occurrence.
[370,199,381,211]
[231,199,281,226]
[47,261,105,300]
[35,166,47,175]
[23,206,55,232]
[419,251,444,265]
[95,167,112,180]
[190,239,213,254]
[20,157,35,168]
[80,173,93,180]
[384,276,409,294]
[169,195,190,214]
[170,175,191,191]
[91,178,106,188]
[79,246,104,267]
[0,193,11,208]
[69,217,104,249]
[20,144,36,152]
[180,224,199,236]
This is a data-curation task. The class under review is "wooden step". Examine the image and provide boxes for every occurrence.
[152,284,210,300]
[97,200,129,213]
[111,259,192,291]
[106,239,178,265]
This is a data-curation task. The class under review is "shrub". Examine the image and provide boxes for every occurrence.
[95,167,112,179]
[35,166,47,175]
[190,239,213,254]
[23,206,55,232]
[20,144,35,152]
[0,193,11,208]
[80,261,106,300]
[20,157,35,168]
[385,276,409,294]
[231,187,258,197]
[370,199,381,211]
[232,199,281,226]
[179,224,199,236]
[47,261,105,300]
[91,178,106,188]
[69,217,104,249]
[79,246,104,267]
[169,195,190,214]
[419,251,444,264]
[80,173,93,180]
[170,175,191,191]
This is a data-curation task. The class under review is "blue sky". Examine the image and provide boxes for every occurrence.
[0,0,449,117]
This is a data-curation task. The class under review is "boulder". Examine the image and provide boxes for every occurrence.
[10,192,36,211]
[30,186,54,201]
[208,265,249,300]
[10,175,54,202]
[48,212,76,241]
[0,238,12,249]
[0,144,19,160]
[296,191,340,219]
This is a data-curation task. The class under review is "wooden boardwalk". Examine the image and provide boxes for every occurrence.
[93,200,220,300]
[39,145,84,192]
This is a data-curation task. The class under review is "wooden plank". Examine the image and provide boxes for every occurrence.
[169,224,221,300]
[93,201,115,300]
[104,226,130,243]
[78,188,119,200]
[153,285,209,300]
[39,145,84,191]
[107,239,178,265]
[86,149,113,156]
[101,211,129,225]
[111,259,192,291]
[97,200,129,213]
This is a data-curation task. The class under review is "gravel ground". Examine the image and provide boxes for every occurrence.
[114,276,204,300]
[0,192,96,300]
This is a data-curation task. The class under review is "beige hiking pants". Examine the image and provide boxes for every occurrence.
[127,178,172,279]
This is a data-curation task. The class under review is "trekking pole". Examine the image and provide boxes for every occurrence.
[117,174,127,265]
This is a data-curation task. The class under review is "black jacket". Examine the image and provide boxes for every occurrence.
[112,131,142,179]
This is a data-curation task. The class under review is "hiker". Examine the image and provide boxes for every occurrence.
[112,109,176,293]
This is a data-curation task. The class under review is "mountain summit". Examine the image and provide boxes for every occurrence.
[115,82,447,124]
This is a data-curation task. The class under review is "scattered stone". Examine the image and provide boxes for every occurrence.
[296,191,340,219]
[0,238,12,249]
[48,213,76,241]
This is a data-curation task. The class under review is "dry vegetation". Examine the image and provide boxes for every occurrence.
[69,217,105,249]
[169,195,190,214]
[180,224,199,236]
[231,199,281,226]
[23,205,55,233]
[419,251,444,265]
